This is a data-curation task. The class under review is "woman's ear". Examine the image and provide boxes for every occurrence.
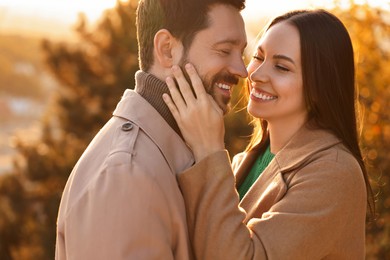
[154,29,183,68]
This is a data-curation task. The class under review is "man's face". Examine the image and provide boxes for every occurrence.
[179,4,248,114]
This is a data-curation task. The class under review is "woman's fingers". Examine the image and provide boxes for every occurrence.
[172,65,196,104]
[162,93,182,124]
[163,64,225,162]
[184,64,207,99]
[166,76,186,111]
[208,95,223,116]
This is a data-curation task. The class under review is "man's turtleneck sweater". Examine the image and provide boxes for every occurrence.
[134,71,181,136]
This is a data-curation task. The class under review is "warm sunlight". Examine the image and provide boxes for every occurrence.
[1,0,390,259]
[0,0,388,25]
[0,0,118,23]
[244,0,389,20]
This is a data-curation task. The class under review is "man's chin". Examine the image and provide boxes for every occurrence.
[211,93,231,115]
[219,103,230,115]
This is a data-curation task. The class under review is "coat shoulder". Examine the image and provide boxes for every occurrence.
[232,152,246,172]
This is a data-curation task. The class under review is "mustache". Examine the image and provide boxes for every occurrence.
[216,73,239,85]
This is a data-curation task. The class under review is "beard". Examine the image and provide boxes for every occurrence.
[178,57,239,112]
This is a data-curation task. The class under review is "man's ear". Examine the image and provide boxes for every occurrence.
[154,29,183,68]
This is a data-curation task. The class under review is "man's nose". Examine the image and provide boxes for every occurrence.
[230,57,248,79]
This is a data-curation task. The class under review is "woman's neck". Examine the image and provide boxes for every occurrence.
[268,116,307,154]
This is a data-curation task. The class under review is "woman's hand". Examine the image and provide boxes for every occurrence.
[163,64,225,162]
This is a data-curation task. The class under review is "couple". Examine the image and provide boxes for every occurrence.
[55,0,373,259]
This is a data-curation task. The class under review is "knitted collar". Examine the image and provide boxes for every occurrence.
[134,70,181,136]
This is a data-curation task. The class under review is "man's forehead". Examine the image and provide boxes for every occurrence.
[205,6,246,39]
[196,24,247,50]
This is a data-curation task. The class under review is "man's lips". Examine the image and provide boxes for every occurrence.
[215,82,232,91]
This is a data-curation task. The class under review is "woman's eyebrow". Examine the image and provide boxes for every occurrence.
[273,54,295,65]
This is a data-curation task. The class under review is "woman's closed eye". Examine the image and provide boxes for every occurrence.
[275,64,290,72]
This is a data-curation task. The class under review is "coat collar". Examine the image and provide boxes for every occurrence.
[113,89,194,173]
[237,124,343,214]
[235,124,342,187]
[274,125,342,173]
[134,70,181,136]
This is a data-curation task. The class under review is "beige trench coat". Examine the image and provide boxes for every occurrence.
[56,90,194,260]
[178,125,367,259]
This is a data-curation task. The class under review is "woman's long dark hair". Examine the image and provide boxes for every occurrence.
[246,9,375,216]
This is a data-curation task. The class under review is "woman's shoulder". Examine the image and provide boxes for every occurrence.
[312,142,362,172]
[291,143,366,197]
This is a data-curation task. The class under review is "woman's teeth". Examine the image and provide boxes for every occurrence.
[251,88,277,100]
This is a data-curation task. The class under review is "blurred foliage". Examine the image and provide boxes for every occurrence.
[0,0,139,259]
[0,0,389,259]
[0,34,46,99]
[332,3,390,258]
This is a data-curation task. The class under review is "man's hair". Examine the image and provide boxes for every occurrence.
[136,0,245,71]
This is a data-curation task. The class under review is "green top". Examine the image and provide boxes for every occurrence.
[238,146,275,200]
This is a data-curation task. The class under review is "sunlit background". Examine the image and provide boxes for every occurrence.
[0,0,389,259]
[1,0,389,37]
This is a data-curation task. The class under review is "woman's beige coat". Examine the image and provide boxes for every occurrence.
[178,125,367,260]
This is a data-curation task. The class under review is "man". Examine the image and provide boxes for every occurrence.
[55,0,247,259]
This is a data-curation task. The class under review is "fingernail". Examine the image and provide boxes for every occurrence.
[185,63,193,70]
[165,77,173,84]
[172,65,179,71]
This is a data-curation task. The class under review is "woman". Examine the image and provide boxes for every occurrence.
[163,9,374,259]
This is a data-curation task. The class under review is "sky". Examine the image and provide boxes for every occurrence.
[243,0,389,19]
[0,0,388,38]
[0,0,388,24]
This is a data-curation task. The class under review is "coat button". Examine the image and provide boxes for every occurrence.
[121,122,133,131]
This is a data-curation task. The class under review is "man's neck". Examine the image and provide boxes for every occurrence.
[134,71,182,137]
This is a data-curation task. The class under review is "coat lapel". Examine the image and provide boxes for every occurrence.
[234,139,269,189]
[113,90,195,173]
[239,162,287,222]
[236,125,342,221]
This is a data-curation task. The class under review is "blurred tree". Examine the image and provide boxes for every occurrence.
[331,3,390,259]
[0,0,389,259]
[0,0,139,259]
[0,174,25,260]
[0,35,46,100]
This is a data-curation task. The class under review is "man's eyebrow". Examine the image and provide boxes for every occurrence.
[212,39,247,54]
[212,39,247,47]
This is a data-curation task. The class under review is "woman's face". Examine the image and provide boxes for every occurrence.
[247,21,308,126]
